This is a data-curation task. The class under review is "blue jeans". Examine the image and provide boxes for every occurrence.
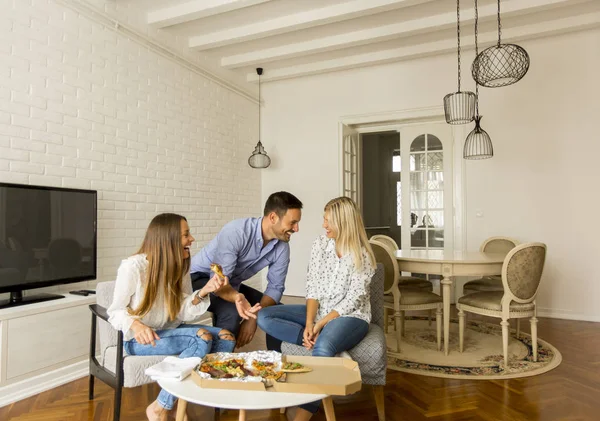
[124,324,235,410]
[257,305,369,414]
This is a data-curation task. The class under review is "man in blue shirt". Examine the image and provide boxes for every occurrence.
[191,191,303,350]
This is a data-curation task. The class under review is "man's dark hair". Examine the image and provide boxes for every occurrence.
[263,191,303,218]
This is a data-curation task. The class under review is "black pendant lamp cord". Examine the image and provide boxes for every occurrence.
[456,0,461,92]
[257,68,261,143]
[474,0,480,117]
[497,0,502,47]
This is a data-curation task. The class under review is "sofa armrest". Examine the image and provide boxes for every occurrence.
[89,304,109,322]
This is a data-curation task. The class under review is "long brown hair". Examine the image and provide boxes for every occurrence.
[128,213,190,321]
[324,197,375,270]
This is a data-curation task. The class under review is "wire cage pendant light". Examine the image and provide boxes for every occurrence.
[471,0,530,88]
[248,67,271,169]
[464,0,493,160]
[444,0,475,124]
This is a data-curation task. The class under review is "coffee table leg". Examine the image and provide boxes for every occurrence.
[239,409,247,421]
[322,397,336,421]
[175,399,187,421]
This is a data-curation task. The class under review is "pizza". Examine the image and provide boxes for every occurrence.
[281,361,312,373]
[199,358,255,379]
[251,360,285,381]
[210,263,225,280]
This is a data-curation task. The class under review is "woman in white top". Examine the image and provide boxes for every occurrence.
[257,197,376,421]
[107,213,233,421]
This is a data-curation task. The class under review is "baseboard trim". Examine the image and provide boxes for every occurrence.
[0,360,88,408]
[537,308,600,323]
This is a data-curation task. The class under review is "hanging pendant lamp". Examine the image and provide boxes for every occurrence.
[464,0,493,160]
[471,0,530,88]
[248,67,271,169]
[443,0,476,124]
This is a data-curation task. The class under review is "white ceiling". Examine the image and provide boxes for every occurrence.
[121,0,600,84]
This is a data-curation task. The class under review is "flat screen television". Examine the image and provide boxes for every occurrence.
[0,183,97,309]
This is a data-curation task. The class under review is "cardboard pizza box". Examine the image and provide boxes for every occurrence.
[191,355,361,396]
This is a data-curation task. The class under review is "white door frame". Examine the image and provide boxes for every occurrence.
[339,107,468,252]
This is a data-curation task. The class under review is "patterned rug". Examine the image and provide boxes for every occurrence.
[386,317,562,379]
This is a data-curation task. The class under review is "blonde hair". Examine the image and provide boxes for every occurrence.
[128,213,190,322]
[324,197,375,271]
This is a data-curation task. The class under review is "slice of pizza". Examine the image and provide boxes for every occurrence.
[281,361,312,373]
[210,263,225,280]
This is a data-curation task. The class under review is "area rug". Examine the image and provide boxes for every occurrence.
[386,317,562,379]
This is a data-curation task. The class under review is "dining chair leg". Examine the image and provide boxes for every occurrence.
[394,313,401,353]
[399,311,405,337]
[501,319,510,367]
[458,308,465,353]
[238,409,247,421]
[516,319,521,338]
[436,307,442,351]
[384,308,390,334]
[280,407,286,414]
[530,316,538,362]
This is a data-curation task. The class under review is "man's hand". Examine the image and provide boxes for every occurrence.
[130,320,160,346]
[236,318,257,348]
[234,293,261,320]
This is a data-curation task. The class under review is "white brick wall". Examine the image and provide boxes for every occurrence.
[0,0,263,297]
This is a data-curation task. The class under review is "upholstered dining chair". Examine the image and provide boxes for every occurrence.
[462,236,519,294]
[457,242,547,367]
[370,234,433,293]
[280,264,387,421]
[370,240,442,353]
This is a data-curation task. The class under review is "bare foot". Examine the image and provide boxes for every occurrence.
[146,400,169,421]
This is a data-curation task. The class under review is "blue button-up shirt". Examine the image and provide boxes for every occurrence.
[190,217,289,303]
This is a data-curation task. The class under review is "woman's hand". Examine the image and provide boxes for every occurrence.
[199,274,227,297]
[130,320,160,346]
[303,321,316,349]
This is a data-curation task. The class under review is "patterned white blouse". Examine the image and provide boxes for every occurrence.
[305,235,375,324]
[107,254,211,341]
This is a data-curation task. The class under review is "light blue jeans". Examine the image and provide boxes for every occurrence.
[124,324,235,410]
[257,305,369,413]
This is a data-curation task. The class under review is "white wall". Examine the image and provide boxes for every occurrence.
[261,29,600,322]
[0,0,262,299]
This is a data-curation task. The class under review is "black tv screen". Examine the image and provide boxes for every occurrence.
[0,183,97,301]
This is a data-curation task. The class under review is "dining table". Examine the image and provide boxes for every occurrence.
[395,249,506,355]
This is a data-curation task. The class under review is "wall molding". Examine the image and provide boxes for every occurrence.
[54,0,258,103]
[537,308,600,323]
[0,360,88,408]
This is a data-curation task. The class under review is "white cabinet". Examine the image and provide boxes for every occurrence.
[0,294,95,406]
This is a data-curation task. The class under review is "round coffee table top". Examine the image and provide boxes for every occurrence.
[157,377,328,410]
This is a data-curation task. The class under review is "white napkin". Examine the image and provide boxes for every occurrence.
[145,356,201,381]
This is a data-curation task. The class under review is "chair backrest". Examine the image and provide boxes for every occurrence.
[370,235,399,252]
[369,239,399,295]
[369,263,385,329]
[96,281,119,352]
[480,236,519,254]
[502,242,547,302]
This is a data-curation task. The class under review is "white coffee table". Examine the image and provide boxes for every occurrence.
[157,377,335,421]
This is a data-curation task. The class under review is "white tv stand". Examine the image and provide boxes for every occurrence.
[0,292,96,407]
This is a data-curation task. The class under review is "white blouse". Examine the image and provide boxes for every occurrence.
[305,235,374,324]
[107,254,210,341]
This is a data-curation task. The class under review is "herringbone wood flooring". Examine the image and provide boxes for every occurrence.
[1,315,598,421]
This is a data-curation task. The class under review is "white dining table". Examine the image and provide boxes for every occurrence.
[395,249,506,355]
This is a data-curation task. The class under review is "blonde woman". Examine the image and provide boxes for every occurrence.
[258,197,376,421]
[108,213,235,421]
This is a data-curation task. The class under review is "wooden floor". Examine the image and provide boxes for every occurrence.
[1,315,599,421]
